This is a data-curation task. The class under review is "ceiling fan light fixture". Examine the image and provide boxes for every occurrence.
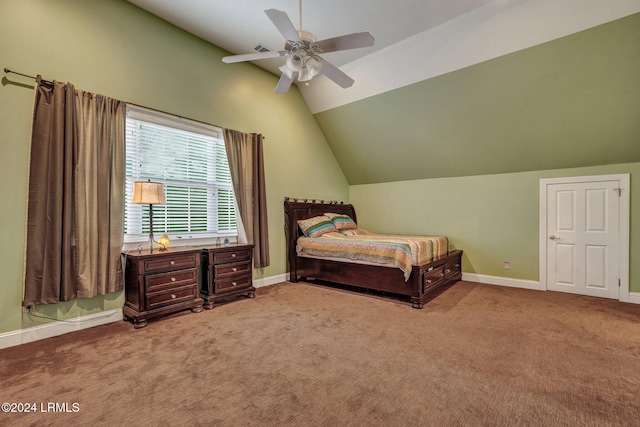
[306,56,322,76]
[285,53,303,72]
[298,57,322,82]
[297,67,311,82]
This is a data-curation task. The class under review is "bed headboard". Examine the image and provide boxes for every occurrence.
[284,197,357,279]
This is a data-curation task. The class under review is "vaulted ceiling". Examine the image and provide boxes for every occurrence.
[126,0,495,90]
[127,0,640,184]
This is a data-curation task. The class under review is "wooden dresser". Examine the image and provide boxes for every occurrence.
[124,247,204,328]
[200,244,255,309]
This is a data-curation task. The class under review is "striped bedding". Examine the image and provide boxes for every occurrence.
[296,229,449,281]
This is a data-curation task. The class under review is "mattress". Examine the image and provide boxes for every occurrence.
[296,229,448,281]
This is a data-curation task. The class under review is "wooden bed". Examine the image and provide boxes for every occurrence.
[284,198,463,308]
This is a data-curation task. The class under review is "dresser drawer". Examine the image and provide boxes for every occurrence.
[423,266,445,292]
[215,275,252,293]
[212,248,252,264]
[146,285,198,310]
[213,261,251,277]
[146,269,198,292]
[444,259,461,279]
[144,253,198,273]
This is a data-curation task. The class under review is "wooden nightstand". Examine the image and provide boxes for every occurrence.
[123,247,204,328]
[200,244,255,309]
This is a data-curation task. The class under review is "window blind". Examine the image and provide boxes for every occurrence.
[125,106,236,242]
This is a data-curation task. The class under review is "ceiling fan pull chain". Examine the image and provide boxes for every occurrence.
[299,0,302,31]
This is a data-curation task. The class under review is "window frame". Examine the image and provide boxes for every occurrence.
[123,106,238,248]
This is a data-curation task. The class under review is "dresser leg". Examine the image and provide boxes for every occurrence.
[246,290,256,299]
[133,319,148,329]
[192,305,203,313]
[203,302,214,310]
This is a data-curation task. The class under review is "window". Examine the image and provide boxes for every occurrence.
[124,106,236,244]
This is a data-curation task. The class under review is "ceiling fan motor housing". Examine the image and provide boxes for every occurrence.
[285,30,322,54]
[297,29,317,43]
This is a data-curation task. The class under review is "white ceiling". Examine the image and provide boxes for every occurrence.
[126,0,640,113]
[126,0,495,77]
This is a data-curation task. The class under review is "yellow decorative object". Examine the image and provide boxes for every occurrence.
[158,233,170,251]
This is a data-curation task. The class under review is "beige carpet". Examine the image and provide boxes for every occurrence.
[1,281,639,426]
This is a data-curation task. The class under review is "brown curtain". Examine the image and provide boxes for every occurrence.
[23,77,126,306]
[223,129,270,268]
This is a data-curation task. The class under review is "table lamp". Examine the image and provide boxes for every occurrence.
[131,180,166,253]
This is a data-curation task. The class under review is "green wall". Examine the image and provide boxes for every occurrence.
[350,163,639,292]
[1,1,637,338]
[0,0,348,334]
[315,13,640,185]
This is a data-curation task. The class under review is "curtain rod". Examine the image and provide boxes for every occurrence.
[4,68,36,80]
[4,68,52,84]
[3,67,263,138]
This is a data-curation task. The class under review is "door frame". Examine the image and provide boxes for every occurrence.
[539,174,630,302]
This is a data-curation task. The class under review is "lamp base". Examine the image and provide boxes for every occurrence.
[138,237,168,254]
[139,204,168,254]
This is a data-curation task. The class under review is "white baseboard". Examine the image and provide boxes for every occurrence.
[265,272,640,305]
[0,308,123,350]
[2,273,633,350]
[462,273,544,291]
[628,292,640,304]
[254,273,287,288]
[463,273,640,305]
[0,274,288,351]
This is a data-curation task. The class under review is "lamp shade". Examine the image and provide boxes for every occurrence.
[131,181,166,204]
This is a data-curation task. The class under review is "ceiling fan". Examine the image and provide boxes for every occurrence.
[222,1,375,93]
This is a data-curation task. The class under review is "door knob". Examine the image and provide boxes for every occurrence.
[549,235,560,240]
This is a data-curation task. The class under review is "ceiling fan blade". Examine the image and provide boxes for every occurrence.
[275,72,295,93]
[265,9,301,43]
[222,51,284,64]
[315,32,375,53]
[315,57,354,89]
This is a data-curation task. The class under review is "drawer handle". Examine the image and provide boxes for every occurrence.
[446,269,451,273]
[232,282,237,287]
[426,279,432,284]
[232,253,237,258]
[232,267,237,272]
[439,273,444,277]
[171,294,176,299]
[455,264,460,268]
[171,277,176,282]
[170,261,175,265]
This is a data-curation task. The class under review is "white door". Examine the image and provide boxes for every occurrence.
[541,176,628,300]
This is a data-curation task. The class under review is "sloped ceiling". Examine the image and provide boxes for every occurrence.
[128,0,640,184]
[315,13,640,184]
[126,0,496,81]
